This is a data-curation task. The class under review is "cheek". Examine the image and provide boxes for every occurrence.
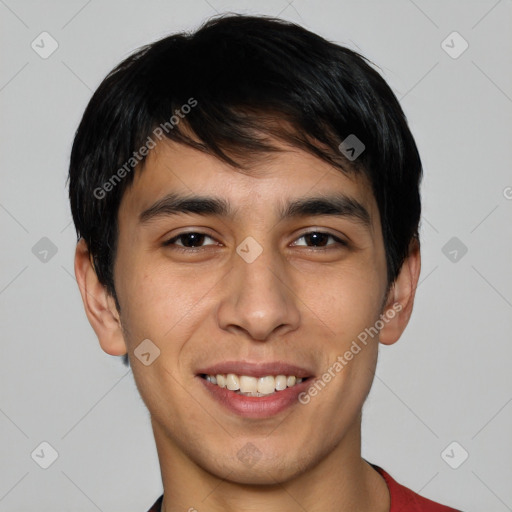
[300,260,386,344]
[115,253,218,349]
[310,260,385,411]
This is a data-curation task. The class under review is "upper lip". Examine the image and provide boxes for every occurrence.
[197,361,314,379]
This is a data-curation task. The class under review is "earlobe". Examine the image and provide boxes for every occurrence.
[379,237,421,346]
[74,239,127,356]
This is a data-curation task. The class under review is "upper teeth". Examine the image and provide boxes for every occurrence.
[205,374,303,395]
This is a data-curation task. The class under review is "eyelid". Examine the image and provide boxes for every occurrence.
[162,228,348,249]
[291,229,348,247]
[162,229,219,247]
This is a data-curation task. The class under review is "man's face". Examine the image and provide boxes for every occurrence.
[114,139,389,483]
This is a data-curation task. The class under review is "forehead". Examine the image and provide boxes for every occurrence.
[119,139,379,225]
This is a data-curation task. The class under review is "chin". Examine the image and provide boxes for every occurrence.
[199,448,311,486]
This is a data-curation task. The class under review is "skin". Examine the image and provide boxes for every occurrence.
[75,138,421,512]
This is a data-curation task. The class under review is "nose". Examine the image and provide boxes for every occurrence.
[216,245,300,341]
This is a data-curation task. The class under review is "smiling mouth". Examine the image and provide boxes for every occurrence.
[199,373,309,397]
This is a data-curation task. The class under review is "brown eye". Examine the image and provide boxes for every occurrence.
[164,232,216,248]
[293,231,347,248]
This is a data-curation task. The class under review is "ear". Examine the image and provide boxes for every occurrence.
[74,238,127,356]
[379,237,421,346]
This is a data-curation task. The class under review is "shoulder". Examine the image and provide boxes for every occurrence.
[373,465,462,512]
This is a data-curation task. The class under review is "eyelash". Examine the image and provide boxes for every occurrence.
[162,231,348,251]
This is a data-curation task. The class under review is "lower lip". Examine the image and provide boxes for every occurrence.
[198,376,311,418]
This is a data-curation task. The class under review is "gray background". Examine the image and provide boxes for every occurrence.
[1,0,511,511]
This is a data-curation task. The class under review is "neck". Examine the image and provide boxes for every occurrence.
[152,416,390,512]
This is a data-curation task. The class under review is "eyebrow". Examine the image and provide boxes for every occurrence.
[139,192,371,229]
